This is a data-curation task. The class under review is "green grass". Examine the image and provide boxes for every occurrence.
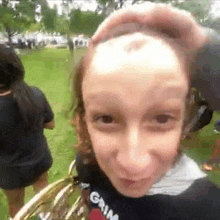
[0,48,220,219]
[183,111,220,186]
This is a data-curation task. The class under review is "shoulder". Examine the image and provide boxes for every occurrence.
[28,86,50,111]
[30,86,45,98]
[30,86,49,104]
[179,177,220,200]
[171,178,220,219]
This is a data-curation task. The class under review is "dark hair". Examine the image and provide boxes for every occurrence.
[0,46,42,129]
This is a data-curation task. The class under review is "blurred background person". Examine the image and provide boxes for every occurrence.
[0,46,55,220]
[68,37,74,57]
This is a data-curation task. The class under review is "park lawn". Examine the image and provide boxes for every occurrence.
[0,48,220,219]
[183,111,220,186]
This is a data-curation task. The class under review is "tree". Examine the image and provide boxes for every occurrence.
[56,15,71,36]
[132,0,171,4]
[204,17,220,32]
[56,0,105,36]
[173,0,213,24]
[95,0,213,23]
[40,4,58,33]
[0,0,36,48]
[96,0,126,16]
[28,22,41,33]
[69,9,105,36]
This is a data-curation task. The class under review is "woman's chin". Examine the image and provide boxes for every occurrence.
[112,177,153,198]
[117,185,151,198]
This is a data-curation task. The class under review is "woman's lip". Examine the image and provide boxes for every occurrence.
[120,178,148,186]
[121,179,137,185]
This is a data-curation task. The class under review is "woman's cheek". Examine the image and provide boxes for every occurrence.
[87,125,119,158]
[87,121,182,168]
[157,129,182,163]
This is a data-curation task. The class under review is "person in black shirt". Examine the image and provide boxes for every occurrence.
[68,37,74,56]
[0,46,55,219]
[71,3,220,220]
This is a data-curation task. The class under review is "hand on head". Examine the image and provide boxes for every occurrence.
[92,2,208,52]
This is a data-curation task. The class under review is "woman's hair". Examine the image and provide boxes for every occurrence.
[0,46,42,129]
[70,27,197,164]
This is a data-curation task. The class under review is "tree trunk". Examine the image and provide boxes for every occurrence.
[6,27,14,50]
[119,0,124,8]
[2,0,14,50]
[2,0,8,7]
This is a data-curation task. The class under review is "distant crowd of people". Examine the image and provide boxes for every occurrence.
[3,37,89,51]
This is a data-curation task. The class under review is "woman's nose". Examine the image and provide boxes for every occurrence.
[116,126,151,175]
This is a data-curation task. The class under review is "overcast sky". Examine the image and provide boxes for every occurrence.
[210,0,220,18]
[47,0,220,18]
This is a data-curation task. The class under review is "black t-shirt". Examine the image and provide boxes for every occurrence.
[76,154,220,220]
[0,86,54,166]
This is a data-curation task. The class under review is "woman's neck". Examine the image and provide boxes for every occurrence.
[0,90,12,96]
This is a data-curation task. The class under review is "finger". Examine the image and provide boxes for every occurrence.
[92,13,146,43]
[99,22,152,43]
[153,7,205,50]
[148,6,196,48]
[149,5,195,34]
[92,2,205,50]
[92,2,157,43]
[92,3,189,43]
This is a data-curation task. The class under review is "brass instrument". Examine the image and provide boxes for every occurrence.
[13,160,87,220]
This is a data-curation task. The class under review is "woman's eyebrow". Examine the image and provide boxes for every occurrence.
[84,93,121,107]
[147,107,182,115]
[163,87,187,98]
[148,85,187,99]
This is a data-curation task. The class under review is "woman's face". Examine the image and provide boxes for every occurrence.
[82,34,188,198]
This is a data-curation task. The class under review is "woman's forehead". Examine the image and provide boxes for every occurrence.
[88,33,182,78]
[83,33,188,106]
[83,68,188,110]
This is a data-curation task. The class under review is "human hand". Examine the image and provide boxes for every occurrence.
[92,2,208,51]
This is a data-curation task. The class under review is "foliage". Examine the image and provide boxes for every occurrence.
[96,0,121,15]
[38,0,105,37]
[0,0,36,43]
[173,0,212,23]
[96,0,213,22]
[0,0,214,44]
[204,17,220,32]
[56,15,71,36]
[132,0,171,4]
[0,0,58,35]
[69,9,105,36]
[39,0,58,33]
[41,6,58,33]
[28,22,41,33]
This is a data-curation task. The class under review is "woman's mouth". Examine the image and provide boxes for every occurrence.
[120,178,150,187]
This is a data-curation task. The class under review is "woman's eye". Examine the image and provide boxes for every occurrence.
[95,115,114,124]
[155,114,172,124]
[148,114,177,131]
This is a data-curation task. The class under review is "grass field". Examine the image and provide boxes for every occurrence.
[0,48,219,219]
